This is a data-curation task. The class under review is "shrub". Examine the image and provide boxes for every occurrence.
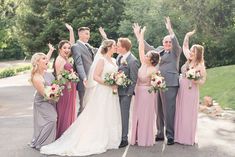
[0,68,16,78]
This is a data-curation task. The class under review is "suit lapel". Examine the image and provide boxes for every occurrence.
[77,41,93,58]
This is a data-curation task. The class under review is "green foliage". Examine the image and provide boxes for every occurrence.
[16,0,125,55]
[200,65,235,109]
[119,0,235,68]
[0,68,16,78]
[0,0,234,67]
[0,64,31,78]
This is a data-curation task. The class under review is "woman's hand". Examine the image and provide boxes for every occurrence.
[65,23,73,31]
[132,23,141,40]
[48,43,55,52]
[186,29,196,37]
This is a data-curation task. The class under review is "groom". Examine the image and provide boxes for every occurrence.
[71,27,98,116]
[144,17,182,145]
[116,38,139,148]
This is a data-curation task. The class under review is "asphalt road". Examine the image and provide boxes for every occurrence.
[0,73,235,157]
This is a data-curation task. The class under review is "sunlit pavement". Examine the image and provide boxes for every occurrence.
[0,73,235,157]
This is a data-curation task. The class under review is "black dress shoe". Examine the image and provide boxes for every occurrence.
[155,137,164,141]
[167,138,174,145]
[119,140,128,148]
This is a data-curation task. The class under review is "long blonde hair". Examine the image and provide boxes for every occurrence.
[30,52,46,82]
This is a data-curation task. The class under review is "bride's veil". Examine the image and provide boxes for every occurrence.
[82,46,103,105]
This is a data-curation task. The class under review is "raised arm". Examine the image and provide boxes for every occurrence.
[133,23,146,64]
[46,43,55,60]
[99,27,108,40]
[183,29,196,59]
[65,23,75,45]
[165,17,182,56]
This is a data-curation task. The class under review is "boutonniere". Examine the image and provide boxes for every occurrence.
[68,57,74,65]
[121,60,128,66]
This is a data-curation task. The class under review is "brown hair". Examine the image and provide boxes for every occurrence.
[118,38,132,51]
[78,27,90,32]
[58,40,71,50]
[191,44,204,65]
[100,39,116,54]
[149,50,160,66]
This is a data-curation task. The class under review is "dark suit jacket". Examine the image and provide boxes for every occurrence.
[71,40,98,91]
[144,36,182,87]
[117,53,139,96]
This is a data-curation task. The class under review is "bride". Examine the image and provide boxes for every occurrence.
[40,39,122,156]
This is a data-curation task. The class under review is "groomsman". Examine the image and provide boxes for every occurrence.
[116,38,139,148]
[71,27,98,115]
[144,17,182,145]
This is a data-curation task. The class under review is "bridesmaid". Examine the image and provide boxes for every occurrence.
[29,44,57,150]
[54,40,77,139]
[174,30,206,145]
[131,24,160,146]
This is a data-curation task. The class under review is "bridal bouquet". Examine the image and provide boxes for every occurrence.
[104,71,132,94]
[148,71,167,93]
[44,83,64,102]
[186,68,201,89]
[104,72,118,94]
[57,69,79,90]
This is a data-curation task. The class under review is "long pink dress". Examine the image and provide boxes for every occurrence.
[131,64,156,146]
[174,63,199,145]
[56,63,77,139]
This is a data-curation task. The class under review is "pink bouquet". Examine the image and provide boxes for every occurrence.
[148,71,167,93]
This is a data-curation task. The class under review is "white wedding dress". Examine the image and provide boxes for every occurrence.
[40,54,122,156]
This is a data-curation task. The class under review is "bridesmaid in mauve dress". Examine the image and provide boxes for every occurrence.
[131,24,160,146]
[174,30,206,145]
[54,40,77,139]
[29,44,57,150]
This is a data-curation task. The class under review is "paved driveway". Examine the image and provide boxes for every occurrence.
[0,73,234,157]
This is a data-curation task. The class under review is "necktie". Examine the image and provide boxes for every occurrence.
[85,43,94,61]
[117,56,123,65]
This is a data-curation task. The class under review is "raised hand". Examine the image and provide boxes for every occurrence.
[165,17,172,30]
[164,16,174,35]
[65,23,73,31]
[99,27,108,39]
[140,26,146,36]
[132,23,141,39]
[186,29,196,37]
[48,43,55,51]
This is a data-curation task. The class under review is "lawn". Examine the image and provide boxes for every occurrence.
[200,64,235,109]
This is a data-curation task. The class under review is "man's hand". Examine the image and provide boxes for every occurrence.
[99,27,108,40]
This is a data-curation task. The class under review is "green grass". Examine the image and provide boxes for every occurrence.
[200,64,235,109]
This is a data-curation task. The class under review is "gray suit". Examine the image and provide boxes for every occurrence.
[117,53,139,141]
[144,35,182,140]
[71,40,98,113]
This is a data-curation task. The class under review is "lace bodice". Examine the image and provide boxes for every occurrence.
[101,57,118,79]
[137,64,151,86]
